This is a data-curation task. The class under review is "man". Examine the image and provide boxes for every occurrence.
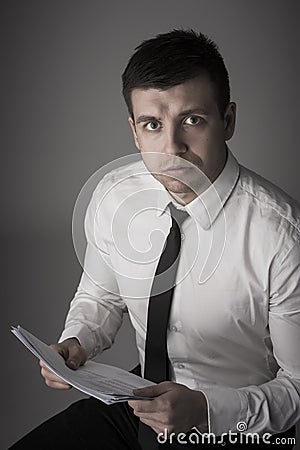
[10,30,300,449]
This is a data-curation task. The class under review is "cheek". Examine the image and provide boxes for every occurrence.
[190,126,224,151]
[188,136,225,169]
[137,133,162,152]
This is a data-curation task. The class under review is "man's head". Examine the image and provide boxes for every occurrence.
[122,30,236,204]
[122,29,230,120]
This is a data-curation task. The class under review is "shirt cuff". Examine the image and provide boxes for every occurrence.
[199,386,248,435]
[58,324,99,359]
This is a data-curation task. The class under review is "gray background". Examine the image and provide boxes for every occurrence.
[1,0,299,448]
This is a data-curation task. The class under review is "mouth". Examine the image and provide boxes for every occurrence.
[162,167,192,175]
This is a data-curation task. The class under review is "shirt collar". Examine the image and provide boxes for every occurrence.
[154,147,240,229]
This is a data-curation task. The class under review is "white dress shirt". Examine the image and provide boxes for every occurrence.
[60,148,300,436]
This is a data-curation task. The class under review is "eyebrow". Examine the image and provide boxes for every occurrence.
[135,108,209,124]
[136,115,158,124]
[179,108,209,116]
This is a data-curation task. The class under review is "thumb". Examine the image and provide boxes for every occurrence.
[56,339,86,370]
[133,381,172,397]
[66,344,86,370]
[49,340,86,370]
[66,358,79,370]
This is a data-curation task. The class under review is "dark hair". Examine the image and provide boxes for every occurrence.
[122,29,230,119]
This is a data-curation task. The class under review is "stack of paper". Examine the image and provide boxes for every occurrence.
[11,325,155,404]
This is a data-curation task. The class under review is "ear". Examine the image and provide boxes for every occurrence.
[128,117,141,151]
[223,102,236,140]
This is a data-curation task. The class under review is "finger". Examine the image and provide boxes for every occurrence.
[128,399,158,413]
[40,363,70,386]
[42,370,71,388]
[133,382,173,398]
[40,366,64,382]
[133,411,163,422]
[129,404,166,424]
[39,361,57,376]
[44,379,72,390]
[39,360,57,372]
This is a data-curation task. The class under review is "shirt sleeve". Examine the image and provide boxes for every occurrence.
[59,181,126,359]
[199,239,300,435]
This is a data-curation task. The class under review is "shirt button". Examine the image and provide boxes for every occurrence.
[181,233,185,241]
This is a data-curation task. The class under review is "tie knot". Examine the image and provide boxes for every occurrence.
[168,202,189,228]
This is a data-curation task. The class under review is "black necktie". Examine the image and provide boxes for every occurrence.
[138,202,189,450]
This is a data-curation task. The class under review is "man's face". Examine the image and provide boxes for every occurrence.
[129,75,236,204]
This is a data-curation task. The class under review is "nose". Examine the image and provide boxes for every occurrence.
[162,125,188,156]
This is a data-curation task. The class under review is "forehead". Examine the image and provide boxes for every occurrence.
[131,75,217,116]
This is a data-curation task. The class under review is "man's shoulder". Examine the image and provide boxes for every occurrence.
[92,159,157,197]
[95,159,146,186]
[88,158,162,222]
[237,164,300,237]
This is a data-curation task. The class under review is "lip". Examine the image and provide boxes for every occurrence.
[163,167,192,174]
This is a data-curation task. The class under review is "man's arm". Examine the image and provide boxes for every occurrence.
[129,240,300,436]
[40,180,126,387]
[193,240,300,435]
[59,179,126,358]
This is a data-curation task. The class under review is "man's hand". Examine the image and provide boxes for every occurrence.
[128,382,208,436]
[39,338,87,390]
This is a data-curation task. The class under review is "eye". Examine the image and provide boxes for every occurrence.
[145,121,160,131]
[184,116,203,126]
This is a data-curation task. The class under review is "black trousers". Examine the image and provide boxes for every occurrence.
[9,366,296,450]
[9,395,296,450]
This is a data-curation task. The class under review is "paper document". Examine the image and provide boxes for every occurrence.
[11,325,155,404]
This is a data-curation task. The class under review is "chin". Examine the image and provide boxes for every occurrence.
[157,175,192,193]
